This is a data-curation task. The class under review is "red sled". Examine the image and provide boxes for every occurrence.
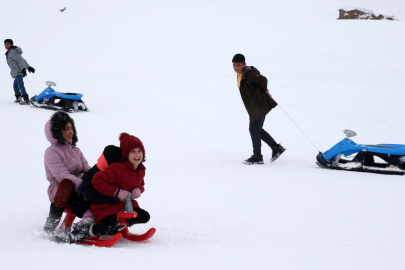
[59,208,156,247]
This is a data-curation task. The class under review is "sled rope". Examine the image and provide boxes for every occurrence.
[277,104,320,152]
[26,77,37,96]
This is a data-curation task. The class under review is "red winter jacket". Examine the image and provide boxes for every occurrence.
[91,161,145,221]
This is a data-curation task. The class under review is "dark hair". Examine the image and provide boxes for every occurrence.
[50,111,78,146]
[4,39,13,45]
[232,54,245,63]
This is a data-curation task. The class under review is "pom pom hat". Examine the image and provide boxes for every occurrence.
[119,133,145,160]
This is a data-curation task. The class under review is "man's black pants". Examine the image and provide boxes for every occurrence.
[249,116,277,156]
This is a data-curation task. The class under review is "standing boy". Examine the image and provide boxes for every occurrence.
[232,53,285,164]
[4,39,35,104]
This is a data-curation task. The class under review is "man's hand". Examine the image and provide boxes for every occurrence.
[22,68,27,77]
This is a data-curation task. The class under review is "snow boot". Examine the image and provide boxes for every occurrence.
[14,93,22,103]
[19,94,30,105]
[270,144,286,162]
[43,203,64,233]
[43,217,62,233]
[75,217,96,227]
[127,218,138,227]
[55,223,94,244]
[127,216,150,227]
[69,223,92,243]
[74,210,95,227]
[243,154,264,165]
[126,208,150,227]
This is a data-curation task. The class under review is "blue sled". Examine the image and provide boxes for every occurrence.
[316,129,405,175]
[30,81,88,113]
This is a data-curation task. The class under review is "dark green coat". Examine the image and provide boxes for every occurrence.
[238,66,278,121]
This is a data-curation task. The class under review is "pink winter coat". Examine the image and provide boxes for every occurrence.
[44,120,91,202]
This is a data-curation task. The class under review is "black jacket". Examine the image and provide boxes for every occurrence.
[238,66,278,121]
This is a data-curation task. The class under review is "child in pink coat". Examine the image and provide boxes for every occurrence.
[43,111,90,233]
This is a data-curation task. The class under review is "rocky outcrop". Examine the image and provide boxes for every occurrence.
[338,9,397,20]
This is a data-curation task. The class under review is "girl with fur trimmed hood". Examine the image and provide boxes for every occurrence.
[43,111,91,233]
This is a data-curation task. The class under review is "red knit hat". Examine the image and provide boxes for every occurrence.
[119,133,145,159]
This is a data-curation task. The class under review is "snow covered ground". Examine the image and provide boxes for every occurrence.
[1,0,405,269]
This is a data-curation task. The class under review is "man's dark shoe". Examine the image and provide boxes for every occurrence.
[19,100,30,105]
[20,94,30,105]
[271,144,286,162]
[243,155,264,165]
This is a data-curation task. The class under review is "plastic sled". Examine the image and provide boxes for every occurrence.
[316,129,405,175]
[30,81,88,113]
[59,207,156,247]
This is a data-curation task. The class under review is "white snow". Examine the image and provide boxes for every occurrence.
[1,0,405,269]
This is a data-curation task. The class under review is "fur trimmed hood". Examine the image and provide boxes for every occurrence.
[45,111,78,145]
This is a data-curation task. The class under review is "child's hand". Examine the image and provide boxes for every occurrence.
[116,189,130,201]
[131,188,142,199]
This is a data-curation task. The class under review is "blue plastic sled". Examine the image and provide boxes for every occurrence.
[316,129,405,175]
[30,81,88,113]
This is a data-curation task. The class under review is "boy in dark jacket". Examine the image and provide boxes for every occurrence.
[4,39,35,104]
[232,53,286,164]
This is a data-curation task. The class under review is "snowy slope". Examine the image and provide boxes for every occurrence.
[1,0,405,269]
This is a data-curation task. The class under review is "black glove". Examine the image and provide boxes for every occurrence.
[28,66,35,73]
[22,68,27,77]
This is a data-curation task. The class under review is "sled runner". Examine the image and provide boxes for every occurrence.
[57,200,156,247]
[30,81,88,113]
[316,129,405,175]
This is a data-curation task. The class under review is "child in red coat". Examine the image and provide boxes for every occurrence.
[63,133,150,243]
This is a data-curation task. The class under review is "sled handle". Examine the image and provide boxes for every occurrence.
[343,129,357,139]
[46,81,57,88]
[124,191,134,212]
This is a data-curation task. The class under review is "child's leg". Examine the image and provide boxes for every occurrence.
[127,207,150,227]
[70,193,91,218]
[44,178,74,233]
[75,210,95,226]
[91,215,119,236]
[13,77,20,95]
[15,75,27,95]
[43,203,64,232]
[53,179,75,208]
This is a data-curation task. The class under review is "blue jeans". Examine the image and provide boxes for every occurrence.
[13,75,27,95]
